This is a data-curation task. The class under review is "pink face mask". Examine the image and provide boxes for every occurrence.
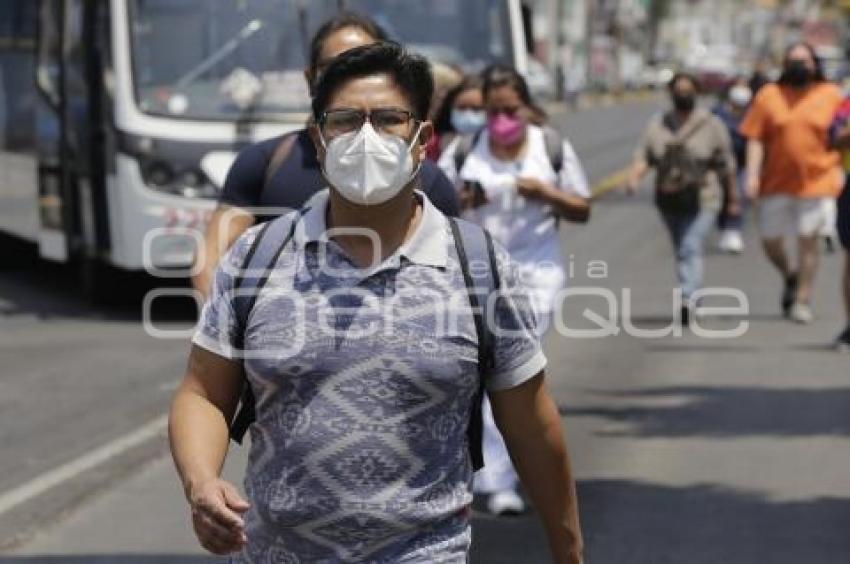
[488,112,526,146]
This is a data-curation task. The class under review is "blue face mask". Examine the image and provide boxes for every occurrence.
[450,108,487,135]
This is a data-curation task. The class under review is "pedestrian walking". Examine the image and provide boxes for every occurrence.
[430,75,485,160]
[740,42,844,324]
[627,72,739,324]
[170,42,584,563]
[439,65,591,515]
[425,62,465,161]
[713,77,753,254]
[829,95,850,349]
[192,12,459,299]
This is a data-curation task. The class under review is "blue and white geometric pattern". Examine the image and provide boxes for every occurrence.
[194,194,545,562]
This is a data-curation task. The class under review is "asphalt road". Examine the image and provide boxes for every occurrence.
[4,96,849,563]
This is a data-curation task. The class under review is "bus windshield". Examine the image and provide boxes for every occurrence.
[127,0,512,121]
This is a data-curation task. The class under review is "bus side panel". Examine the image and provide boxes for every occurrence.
[0,1,41,243]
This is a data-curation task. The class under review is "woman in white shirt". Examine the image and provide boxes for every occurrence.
[439,65,591,514]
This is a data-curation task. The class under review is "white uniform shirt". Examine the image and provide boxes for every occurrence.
[438,125,590,318]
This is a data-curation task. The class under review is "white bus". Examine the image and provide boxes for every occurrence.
[0,0,532,292]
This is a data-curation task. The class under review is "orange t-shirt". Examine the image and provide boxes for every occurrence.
[739,82,844,198]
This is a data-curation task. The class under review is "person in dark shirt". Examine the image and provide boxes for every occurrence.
[193,13,459,296]
[220,129,459,220]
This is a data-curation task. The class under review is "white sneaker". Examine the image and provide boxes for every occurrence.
[718,229,744,254]
[486,490,526,516]
[789,302,815,325]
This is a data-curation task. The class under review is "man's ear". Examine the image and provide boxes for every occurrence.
[415,121,434,162]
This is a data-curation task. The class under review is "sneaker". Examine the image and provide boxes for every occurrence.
[835,327,850,352]
[782,274,799,317]
[486,490,526,516]
[789,302,815,325]
[718,229,745,254]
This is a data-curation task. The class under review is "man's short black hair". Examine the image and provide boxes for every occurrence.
[308,12,388,74]
[312,42,434,122]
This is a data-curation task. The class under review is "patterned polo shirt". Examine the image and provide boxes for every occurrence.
[193,190,545,563]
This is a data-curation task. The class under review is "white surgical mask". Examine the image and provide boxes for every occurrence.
[450,108,486,135]
[321,122,422,206]
[729,85,753,108]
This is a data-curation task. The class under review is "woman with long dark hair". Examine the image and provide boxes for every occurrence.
[439,64,590,515]
[430,75,485,159]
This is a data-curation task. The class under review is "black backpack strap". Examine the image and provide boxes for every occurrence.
[229,209,304,443]
[453,129,485,177]
[448,217,500,471]
[542,126,564,175]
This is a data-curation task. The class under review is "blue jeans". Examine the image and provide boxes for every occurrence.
[660,209,718,301]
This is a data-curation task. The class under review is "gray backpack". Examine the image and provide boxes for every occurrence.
[228,210,500,471]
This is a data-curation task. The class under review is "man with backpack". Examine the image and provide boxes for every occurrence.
[627,72,738,324]
[192,12,459,299]
[170,43,583,563]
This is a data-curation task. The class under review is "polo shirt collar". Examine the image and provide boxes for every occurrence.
[292,189,448,268]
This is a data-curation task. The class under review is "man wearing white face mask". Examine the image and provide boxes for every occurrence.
[170,43,584,563]
[713,77,754,254]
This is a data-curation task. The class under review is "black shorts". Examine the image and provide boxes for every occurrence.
[839,181,850,250]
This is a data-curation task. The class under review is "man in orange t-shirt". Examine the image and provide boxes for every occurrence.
[740,42,844,324]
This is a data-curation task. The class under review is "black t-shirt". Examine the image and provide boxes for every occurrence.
[220,130,459,218]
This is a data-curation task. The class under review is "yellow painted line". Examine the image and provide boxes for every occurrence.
[591,166,631,198]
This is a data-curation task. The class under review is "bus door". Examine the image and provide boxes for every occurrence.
[35,0,107,264]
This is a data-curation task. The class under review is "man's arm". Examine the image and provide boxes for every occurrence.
[192,206,255,300]
[745,139,765,199]
[715,120,741,216]
[490,372,583,564]
[169,345,249,555]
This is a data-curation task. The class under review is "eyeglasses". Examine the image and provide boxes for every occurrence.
[319,108,417,140]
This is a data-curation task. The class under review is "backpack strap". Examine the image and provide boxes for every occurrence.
[263,131,299,192]
[542,126,564,175]
[448,217,500,471]
[229,209,304,444]
[453,129,485,176]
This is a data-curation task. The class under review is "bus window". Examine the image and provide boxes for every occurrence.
[125,0,514,122]
[344,0,513,70]
[0,0,38,151]
[127,0,341,120]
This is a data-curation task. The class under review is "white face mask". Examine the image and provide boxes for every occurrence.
[729,85,753,108]
[321,122,422,206]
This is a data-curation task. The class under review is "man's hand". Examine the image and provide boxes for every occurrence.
[188,477,250,555]
[459,181,489,211]
[516,177,552,201]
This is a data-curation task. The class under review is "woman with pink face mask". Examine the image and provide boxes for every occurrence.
[439,65,591,516]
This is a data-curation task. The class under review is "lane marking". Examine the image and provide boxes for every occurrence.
[591,167,631,198]
[0,414,168,517]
